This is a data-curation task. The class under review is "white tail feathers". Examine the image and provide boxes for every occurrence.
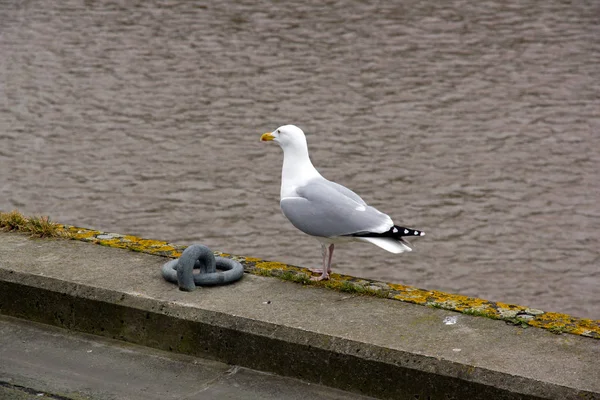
[355,237,413,254]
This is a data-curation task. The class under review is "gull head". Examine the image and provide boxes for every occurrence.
[260,125,307,150]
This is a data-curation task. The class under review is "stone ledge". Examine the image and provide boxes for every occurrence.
[0,231,599,399]
[60,224,600,339]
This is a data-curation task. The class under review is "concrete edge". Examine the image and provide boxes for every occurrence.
[1,270,592,400]
[12,222,600,339]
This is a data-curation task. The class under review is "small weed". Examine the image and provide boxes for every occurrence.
[0,210,28,231]
[0,210,69,238]
[27,215,62,237]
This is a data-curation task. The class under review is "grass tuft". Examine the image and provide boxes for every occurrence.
[0,210,28,231]
[27,215,63,237]
[0,210,69,238]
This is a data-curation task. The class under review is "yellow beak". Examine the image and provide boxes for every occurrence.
[261,132,275,141]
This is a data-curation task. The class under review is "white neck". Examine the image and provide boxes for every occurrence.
[280,143,321,198]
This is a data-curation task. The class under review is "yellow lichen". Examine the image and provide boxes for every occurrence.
[254,261,296,271]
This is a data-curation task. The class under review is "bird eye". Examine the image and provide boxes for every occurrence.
[277,129,280,134]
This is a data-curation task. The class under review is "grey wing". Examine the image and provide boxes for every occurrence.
[280,180,393,238]
[325,180,367,206]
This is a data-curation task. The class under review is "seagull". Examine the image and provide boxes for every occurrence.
[260,125,424,281]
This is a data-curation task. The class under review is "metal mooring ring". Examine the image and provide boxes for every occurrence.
[161,244,244,291]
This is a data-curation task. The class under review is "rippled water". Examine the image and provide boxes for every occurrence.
[1,0,599,318]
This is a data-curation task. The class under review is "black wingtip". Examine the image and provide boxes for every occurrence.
[352,225,425,239]
[393,226,425,237]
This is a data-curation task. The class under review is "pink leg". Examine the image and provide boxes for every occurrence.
[310,244,334,281]
[326,244,334,273]
[308,244,329,274]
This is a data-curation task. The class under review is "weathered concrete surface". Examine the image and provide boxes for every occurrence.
[0,232,598,400]
[0,315,372,400]
[56,223,600,338]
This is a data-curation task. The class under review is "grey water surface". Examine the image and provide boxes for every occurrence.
[1,0,599,318]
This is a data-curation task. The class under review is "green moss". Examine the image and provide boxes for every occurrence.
[504,317,530,329]
[254,268,272,277]
[254,268,393,298]
[280,271,311,284]
[254,268,311,284]
[428,302,444,309]
[461,309,493,318]
[338,281,367,294]
[332,281,390,298]
[547,325,568,335]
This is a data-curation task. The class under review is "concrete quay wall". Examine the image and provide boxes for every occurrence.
[0,229,598,399]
